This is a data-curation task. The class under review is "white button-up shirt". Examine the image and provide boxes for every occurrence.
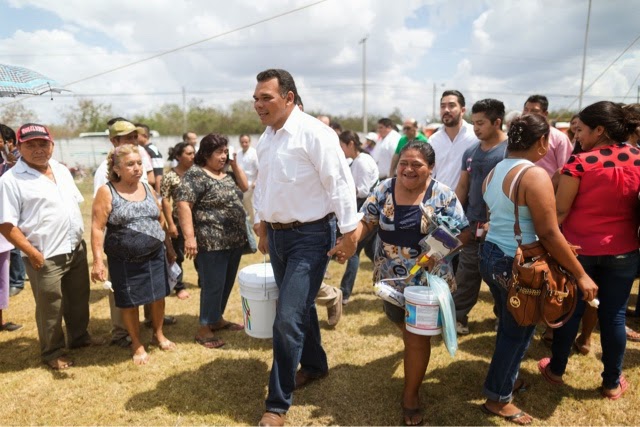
[0,158,84,259]
[371,129,401,179]
[351,152,379,199]
[429,121,478,189]
[237,146,259,187]
[253,106,359,234]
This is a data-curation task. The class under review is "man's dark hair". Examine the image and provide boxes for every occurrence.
[134,123,150,135]
[0,123,16,144]
[182,131,195,142]
[256,69,298,99]
[441,90,466,107]
[107,117,129,126]
[471,99,506,124]
[330,121,342,133]
[525,94,549,112]
[294,94,303,110]
[378,118,394,129]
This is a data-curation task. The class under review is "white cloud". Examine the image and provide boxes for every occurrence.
[1,0,638,126]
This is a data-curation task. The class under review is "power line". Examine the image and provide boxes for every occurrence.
[567,32,640,110]
[1,0,328,107]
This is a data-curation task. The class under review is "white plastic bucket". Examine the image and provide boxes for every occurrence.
[238,262,279,339]
[404,286,442,336]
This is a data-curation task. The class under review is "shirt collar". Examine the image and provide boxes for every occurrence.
[267,105,302,136]
[14,157,50,177]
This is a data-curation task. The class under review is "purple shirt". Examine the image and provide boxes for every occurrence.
[535,127,573,176]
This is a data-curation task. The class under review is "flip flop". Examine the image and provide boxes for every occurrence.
[625,326,640,342]
[401,404,424,426]
[481,403,533,425]
[211,321,244,332]
[195,336,225,349]
[45,356,74,370]
[0,322,23,332]
[132,352,150,365]
[601,376,629,400]
[538,357,564,385]
[150,338,177,351]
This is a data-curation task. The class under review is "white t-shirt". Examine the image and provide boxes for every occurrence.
[371,129,401,179]
[429,121,478,189]
[350,152,379,199]
[237,146,259,187]
[0,158,84,259]
[253,106,359,233]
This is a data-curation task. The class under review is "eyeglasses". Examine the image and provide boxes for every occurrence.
[403,126,414,131]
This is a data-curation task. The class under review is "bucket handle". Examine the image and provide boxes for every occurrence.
[263,254,268,299]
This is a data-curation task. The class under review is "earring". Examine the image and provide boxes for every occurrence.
[538,148,547,156]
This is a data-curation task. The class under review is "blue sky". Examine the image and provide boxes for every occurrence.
[0,0,638,126]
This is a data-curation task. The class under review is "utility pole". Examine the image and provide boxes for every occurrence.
[578,0,592,111]
[359,35,368,133]
[432,82,437,122]
[637,85,639,103]
[182,86,187,134]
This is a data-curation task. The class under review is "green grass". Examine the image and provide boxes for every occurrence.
[0,177,639,425]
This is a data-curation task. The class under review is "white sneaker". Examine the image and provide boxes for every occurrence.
[456,321,469,335]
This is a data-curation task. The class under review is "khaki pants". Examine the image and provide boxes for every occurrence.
[315,282,340,307]
[25,241,91,362]
[243,187,255,225]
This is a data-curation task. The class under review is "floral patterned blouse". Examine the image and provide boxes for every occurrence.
[173,166,247,252]
[160,169,182,223]
[361,177,468,291]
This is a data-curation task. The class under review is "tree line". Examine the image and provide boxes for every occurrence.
[0,98,576,138]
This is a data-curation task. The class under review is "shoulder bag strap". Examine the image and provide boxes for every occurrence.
[510,165,534,244]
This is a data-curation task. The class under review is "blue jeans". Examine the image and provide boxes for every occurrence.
[171,229,186,292]
[480,241,536,403]
[196,247,243,325]
[549,250,639,389]
[339,227,375,300]
[9,247,25,289]
[265,218,336,414]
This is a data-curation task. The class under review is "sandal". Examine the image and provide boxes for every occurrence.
[481,403,533,425]
[625,326,640,342]
[195,335,225,349]
[211,321,244,332]
[601,376,629,400]
[538,357,564,385]
[150,337,177,351]
[0,322,23,332]
[401,404,424,426]
[45,356,74,370]
[132,351,150,365]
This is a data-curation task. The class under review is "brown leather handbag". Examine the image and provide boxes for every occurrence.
[506,166,578,328]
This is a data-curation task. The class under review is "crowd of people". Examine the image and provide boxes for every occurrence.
[1,68,640,426]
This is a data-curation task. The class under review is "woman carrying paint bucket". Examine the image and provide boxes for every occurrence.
[330,141,471,426]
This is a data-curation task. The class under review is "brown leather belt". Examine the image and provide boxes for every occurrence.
[268,213,335,230]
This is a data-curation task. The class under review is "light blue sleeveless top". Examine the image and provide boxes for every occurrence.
[484,158,537,257]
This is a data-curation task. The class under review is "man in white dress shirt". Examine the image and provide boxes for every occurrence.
[0,123,99,370]
[252,69,358,427]
[236,133,259,224]
[429,90,478,190]
[371,118,400,179]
